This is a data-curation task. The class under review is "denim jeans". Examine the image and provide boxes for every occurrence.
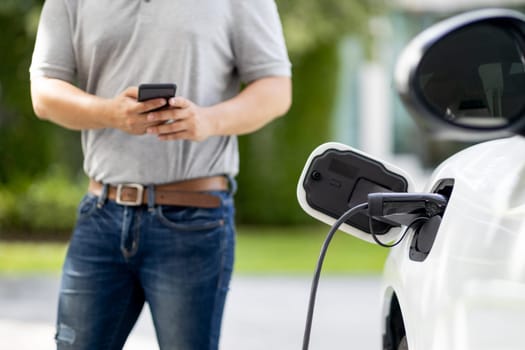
[55,189,235,350]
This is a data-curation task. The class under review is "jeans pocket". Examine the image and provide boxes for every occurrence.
[156,205,225,232]
[76,194,98,220]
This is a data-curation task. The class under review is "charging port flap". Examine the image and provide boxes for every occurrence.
[297,142,417,244]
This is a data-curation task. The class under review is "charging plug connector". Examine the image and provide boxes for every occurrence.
[302,193,448,350]
[368,192,448,227]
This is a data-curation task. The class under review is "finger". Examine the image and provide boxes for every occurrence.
[124,114,150,133]
[129,117,164,134]
[169,96,191,109]
[145,120,166,128]
[146,109,176,124]
[147,105,192,123]
[123,86,139,99]
[147,119,187,135]
[140,98,169,114]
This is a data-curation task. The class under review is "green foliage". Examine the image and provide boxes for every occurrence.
[0,0,42,17]
[0,167,86,235]
[236,43,340,224]
[0,188,16,227]
[276,0,373,56]
[0,0,50,184]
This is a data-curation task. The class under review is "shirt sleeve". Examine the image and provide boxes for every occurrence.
[29,0,76,84]
[232,0,292,84]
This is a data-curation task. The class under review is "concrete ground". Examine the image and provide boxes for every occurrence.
[0,275,382,350]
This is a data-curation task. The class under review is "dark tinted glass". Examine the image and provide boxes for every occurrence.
[417,23,525,128]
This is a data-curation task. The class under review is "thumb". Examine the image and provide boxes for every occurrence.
[169,96,192,108]
[123,86,139,99]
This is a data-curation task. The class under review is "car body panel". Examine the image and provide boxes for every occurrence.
[382,136,525,350]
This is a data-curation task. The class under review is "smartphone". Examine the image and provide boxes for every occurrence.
[138,83,177,112]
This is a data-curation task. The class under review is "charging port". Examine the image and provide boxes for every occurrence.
[409,179,454,262]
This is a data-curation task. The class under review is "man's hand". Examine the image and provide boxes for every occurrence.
[145,97,215,142]
[31,76,290,138]
[143,76,292,142]
[108,87,168,135]
[31,78,169,134]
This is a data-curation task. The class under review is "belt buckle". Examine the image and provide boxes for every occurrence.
[116,184,144,206]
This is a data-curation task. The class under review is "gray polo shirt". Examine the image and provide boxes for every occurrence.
[30,0,291,185]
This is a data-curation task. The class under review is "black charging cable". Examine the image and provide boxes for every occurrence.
[369,216,429,248]
[302,202,369,350]
[301,192,448,350]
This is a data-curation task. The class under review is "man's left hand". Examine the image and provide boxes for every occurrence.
[146,97,215,142]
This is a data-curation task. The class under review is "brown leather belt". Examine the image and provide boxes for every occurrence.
[88,176,228,208]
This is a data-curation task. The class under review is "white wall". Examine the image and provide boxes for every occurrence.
[358,63,392,160]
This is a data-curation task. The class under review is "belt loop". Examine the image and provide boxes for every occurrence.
[147,184,156,212]
[97,183,109,208]
[226,175,237,195]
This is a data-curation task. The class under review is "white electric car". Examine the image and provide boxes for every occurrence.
[298,8,525,350]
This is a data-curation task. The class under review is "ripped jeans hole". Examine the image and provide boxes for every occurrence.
[55,323,76,345]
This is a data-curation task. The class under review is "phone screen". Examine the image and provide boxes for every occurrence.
[138,83,177,101]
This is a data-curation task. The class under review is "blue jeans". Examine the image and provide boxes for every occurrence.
[55,190,235,350]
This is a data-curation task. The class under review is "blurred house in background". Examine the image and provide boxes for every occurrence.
[333,0,525,189]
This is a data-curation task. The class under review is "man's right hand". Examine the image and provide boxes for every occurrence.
[108,87,167,135]
[31,78,168,134]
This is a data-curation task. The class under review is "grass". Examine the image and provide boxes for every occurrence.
[0,226,388,275]
[235,226,388,275]
[0,242,67,275]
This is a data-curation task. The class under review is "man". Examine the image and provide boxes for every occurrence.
[30,1,291,349]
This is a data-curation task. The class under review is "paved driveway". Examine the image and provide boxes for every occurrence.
[0,275,382,349]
